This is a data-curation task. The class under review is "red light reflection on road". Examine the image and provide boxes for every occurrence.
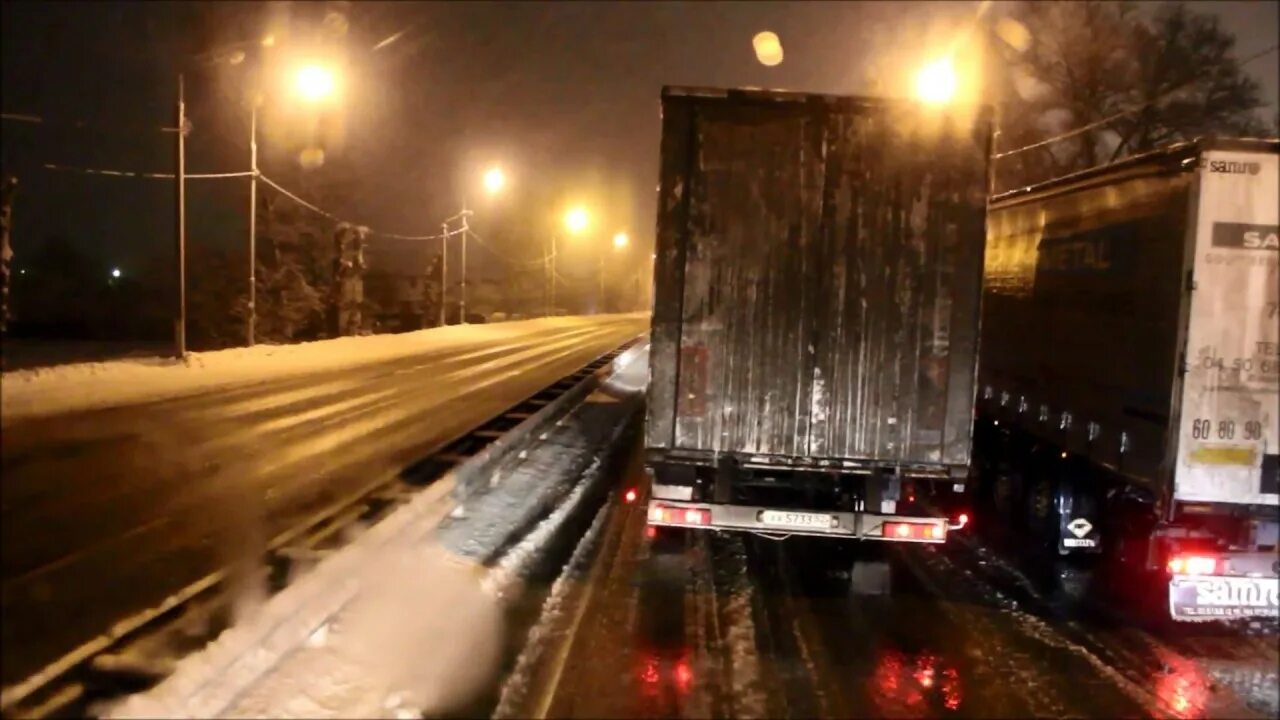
[1152,647,1211,718]
[637,651,695,697]
[872,649,963,715]
[640,657,660,686]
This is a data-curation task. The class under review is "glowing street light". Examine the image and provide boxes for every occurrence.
[915,56,958,105]
[565,206,589,235]
[110,267,122,279]
[483,167,506,195]
[295,64,337,103]
[613,231,629,249]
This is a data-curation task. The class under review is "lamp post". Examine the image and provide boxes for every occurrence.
[175,74,187,358]
[247,99,258,346]
[599,231,628,313]
[552,206,588,316]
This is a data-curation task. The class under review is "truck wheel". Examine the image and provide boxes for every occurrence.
[1025,471,1057,554]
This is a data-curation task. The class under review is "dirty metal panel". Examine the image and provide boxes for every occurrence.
[645,95,697,450]
[811,104,989,466]
[981,169,1196,492]
[648,88,990,468]
[671,99,825,457]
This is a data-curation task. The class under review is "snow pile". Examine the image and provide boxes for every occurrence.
[1,313,647,420]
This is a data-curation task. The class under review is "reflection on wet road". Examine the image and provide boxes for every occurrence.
[515,451,1279,719]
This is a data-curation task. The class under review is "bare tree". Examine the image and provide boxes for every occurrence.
[993,1,1268,191]
[1110,3,1268,158]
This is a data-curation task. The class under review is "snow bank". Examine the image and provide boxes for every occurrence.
[1,313,647,421]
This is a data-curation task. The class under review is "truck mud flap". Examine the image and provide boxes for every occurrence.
[1055,466,1103,554]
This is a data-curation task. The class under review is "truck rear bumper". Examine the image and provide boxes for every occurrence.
[1168,551,1280,621]
[1168,574,1279,621]
[646,499,957,543]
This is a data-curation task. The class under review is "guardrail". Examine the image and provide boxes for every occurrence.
[1,337,643,719]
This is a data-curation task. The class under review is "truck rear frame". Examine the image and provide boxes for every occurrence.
[644,86,993,543]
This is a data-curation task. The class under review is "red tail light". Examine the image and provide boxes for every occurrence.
[648,505,711,526]
[883,522,946,541]
[1168,554,1219,576]
[645,525,657,539]
[681,508,710,525]
[624,488,638,504]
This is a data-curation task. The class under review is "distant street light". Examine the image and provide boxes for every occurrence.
[295,64,337,103]
[915,57,957,105]
[111,268,122,279]
[547,206,589,317]
[601,231,629,311]
[483,167,506,195]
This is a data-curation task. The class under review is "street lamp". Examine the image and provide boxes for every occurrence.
[548,206,590,316]
[456,166,507,324]
[245,60,341,346]
[600,231,628,312]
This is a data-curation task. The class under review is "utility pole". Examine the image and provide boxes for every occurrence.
[598,251,605,314]
[459,206,468,324]
[174,74,187,358]
[247,101,258,346]
[547,234,558,317]
[439,222,448,327]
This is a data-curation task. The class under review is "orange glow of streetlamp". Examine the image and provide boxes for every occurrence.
[914,56,957,105]
[613,231,629,249]
[295,64,337,102]
[565,206,589,235]
[483,167,506,195]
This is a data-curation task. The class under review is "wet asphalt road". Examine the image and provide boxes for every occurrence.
[518,450,1280,720]
[0,316,647,689]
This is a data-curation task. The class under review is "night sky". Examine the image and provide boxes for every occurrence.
[3,1,1277,284]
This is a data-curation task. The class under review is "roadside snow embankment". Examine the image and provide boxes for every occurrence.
[1,313,647,421]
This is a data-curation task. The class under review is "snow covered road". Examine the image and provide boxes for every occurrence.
[0,314,647,696]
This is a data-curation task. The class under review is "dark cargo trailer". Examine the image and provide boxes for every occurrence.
[974,138,1278,622]
[643,86,992,544]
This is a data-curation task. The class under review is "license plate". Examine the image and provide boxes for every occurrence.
[759,510,835,529]
[1169,575,1280,620]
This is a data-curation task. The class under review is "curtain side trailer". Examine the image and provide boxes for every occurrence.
[976,138,1279,622]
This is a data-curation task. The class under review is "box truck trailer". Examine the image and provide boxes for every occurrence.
[643,86,992,545]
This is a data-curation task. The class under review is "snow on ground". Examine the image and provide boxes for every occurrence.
[1,313,646,420]
[107,345,647,719]
[491,502,612,719]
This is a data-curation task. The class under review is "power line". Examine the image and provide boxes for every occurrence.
[994,42,1280,161]
[43,163,252,179]
[465,229,547,267]
[2,111,181,134]
[257,172,464,242]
